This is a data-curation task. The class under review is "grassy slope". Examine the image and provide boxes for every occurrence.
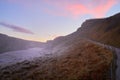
[76,13,120,48]
[0,38,113,80]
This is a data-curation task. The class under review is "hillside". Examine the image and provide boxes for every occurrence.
[0,37,113,80]
[1,13,119,79]
[0,33,44,53]
[76,13,120,48]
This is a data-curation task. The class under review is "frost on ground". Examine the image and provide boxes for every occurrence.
[0,38,113,80]
[0,43,68,68]
[0,47,49,67]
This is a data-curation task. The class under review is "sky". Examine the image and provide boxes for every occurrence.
[0,0,120,42]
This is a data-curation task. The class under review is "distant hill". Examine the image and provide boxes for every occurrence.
[0,33,44,53]
[75,13,120,48]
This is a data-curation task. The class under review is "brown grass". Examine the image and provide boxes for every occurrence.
[0,39,113,80]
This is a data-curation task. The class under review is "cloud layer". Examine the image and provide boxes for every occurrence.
[7,0,119,18]
[0,22,34,34]
[44,0,118,18]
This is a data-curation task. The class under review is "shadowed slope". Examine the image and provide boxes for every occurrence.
[76,13,120,48]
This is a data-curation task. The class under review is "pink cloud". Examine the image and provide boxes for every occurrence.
[90,0,117,17]
[7,0,119,18]
[44,0,118,18]
[0,22,34,34]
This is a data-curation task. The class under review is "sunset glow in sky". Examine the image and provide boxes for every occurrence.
[0,0,120,42]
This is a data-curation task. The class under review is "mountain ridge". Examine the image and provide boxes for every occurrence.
[75,12,120,48]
